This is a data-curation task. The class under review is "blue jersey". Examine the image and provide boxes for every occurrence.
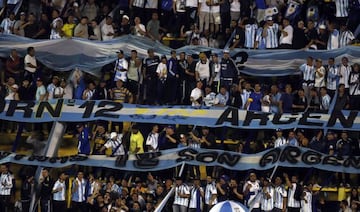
[249,92,263,111]
[78,127,90,155]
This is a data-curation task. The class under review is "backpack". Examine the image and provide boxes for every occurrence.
[293,183,303,201]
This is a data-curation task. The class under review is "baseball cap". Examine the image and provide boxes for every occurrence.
[223,49,230,54]
[319,24,326,30]
[265,16,273,21]
[20,12,25,16]
[36,77,43,82]
[76,124,83,128]
[122,15,129,20]
[275,128,282,132]
[116,49,124,54]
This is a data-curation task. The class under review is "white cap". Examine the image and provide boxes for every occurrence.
[73,2,79,7]
[265,16,273,21]
[110,132,117,139]
[122,15,129,20]
[319,24,326,30]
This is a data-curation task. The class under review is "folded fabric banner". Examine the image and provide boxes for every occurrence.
[0,34,359,76]
[1,146,359,173]
[0,99,359,130]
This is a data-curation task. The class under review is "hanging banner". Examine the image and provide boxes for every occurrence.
[0,99,359,130]
[1,146,360,173]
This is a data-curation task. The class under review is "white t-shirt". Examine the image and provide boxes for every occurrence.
[24,54,37,73]
[195,60,210,80]
[146,132,159,152]
[279,25,293,45]
[5,84,18,100]
[101,24,114,41]
[134,24,146,36]
[230,0,240,12]
[190,87,203,106]
[315,66,326,88]
[174,0,186,12]
[186,0,198,8]
[199,0,210,12]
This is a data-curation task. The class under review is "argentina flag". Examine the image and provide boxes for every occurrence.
[285,0,302,21]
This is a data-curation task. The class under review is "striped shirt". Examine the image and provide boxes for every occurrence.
[132,0,146,7]
[50,17,63,39]
[174,184,190,206]
[72,178,87,202]
[339,64,352,88]
[300,190,312,212]
[287,183,301,208]
[327,29,340,50]
[189,139,201,149]
[264,24,279,49]
[0,18,15,34]
[349,71,360,96]
[114,58,129,82]
[315,66,326,88]
[300,63,315,84]
[320,94,331,110]
[0,172,13,195]
[339,30,355,48]
[261,186,274,211]
[112,87,132,103]
[274,185,287,209]
[205,183,217,205]
[335,0,349,17]
[189,186,204,209]
[275,137,287,147]
[255,28,266,49]
[104,135,125,156]
[244,24,258,48]
[52,179,66,201]
[146,132,159,152]
[326,65,339,90]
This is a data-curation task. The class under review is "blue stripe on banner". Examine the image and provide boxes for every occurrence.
[0,100,359,130]
[1,146,360,173]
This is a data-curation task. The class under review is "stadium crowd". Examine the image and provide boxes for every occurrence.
[0,0,359,48]
[0,0,360,212]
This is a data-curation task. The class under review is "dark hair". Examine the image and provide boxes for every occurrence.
[27,47,34,54]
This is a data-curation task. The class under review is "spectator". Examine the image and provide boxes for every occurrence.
[92,124,108,155]
[82,81,96,100]
[17,79,35,100]
[23,13,39,38]
[118,15,131,36]
[308,88,320,112]
[93,79,108,100]
[261,178,274,211]
[0,12,15,34]
[337,131,352,185]
[274,128,287,147]
[195,53,211,87]
[133,16,146,37]
[76,123,91,155]
[101,16,114,41]
[244,18,258,49]
[39,168,53,212]
[173,177,190,212]
[180,24,201,45]
[292,20,307,49]
[269,84,281,113]
[198,0,210,33]
[156,55,168,105]
[89,19,101,40]
[5,49,21,83]
[323,131,337,155]
[228,83,242,108]
[220,0,231,33]
[61,15,76,38]
[215,86,229,106]
[299,56,315,100]
[245,83,263,112]
[190,81,204,106]
[24,46,38,82]
[145,124,159,152]
[20,175,34,212]
[339,57,351,94]
[326,57,340,98]
[13,12,26,36]
[114,49,129,83]
[60,78,73,99]
[26,131,47,156]
[129,124,144,154]
[81,0,99,22]
[74,16,89,39]
[243,172,261,210]
[159,125,178,150]
[47,75,60,100]
[287,130,299,146]
[71,171,87,211]
[262,16,279,49]
[334,83,350,111]
[279,84,293,114]
[143,48,160,105]
[220,49,238,88]
[327,22,340,50]
[228,20,245,49]
[126,50,141,103]
[35,77,46,101]
[189,177,204,212]
[146,12,163,41]
[293,88,307,113]
[4,76,18,101]
[283,173,301,212]
[204,175,217,211]
[0,164,14,212]
[228,178,243,203]
[52,172,68,212]
[314,58,326,92]
[166,50,179,104]
[279,17,293,49]
[297,129,309,147]
[315,24,328,50]
[50,9,64,39]
[34,13,51,39]
[339,199,352,212]
[209,0,221,34]
[101,132,126,157]
[273,176,287,212]
[349,63,360,110]
[319,86,331,111]
[203,85,217,106]
[304,20,318,50]
[301,185,313,212]
[339,23,355,48]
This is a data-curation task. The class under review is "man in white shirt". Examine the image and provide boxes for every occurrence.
[274,128,287,147]
[24,46,38,82]
[50,9,63,39]
[279,17,293,49]
[173,177,190,212]
[71,171,87,211]
[114,50,129,83]
[339,57,351,94]
[0,12,16,34]
[189,177,204,212]
[52,172,68,212]
[101,16,115,41]
[0,164,13,212]
[146,124,159,152]
[190,81,204,106]
[243,172,261,210]
[204,175,217,211]
[261,178,274,212]
[284,173,301,212]
[273,176,287,212]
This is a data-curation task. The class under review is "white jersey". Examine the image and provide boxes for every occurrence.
[264,24,279,49]
[0,172,13,195]
[205,182,217,205]
[339,30,355,48]
[335,0,349,17]
[189,186,204,209]
[300,63,315,84]
[243,180,261,208]
[301,190,312,212]
[244,24,258,48]
[50,17,63,39]
[104,135,125,156]
[53,179,66,201]
[315,66,326,88]
[275,137,287,147]
[287,183,301,208]
[174,184,190,206]
[339,64,351,88]
[114,58,129,82]
[261,186,274,211]
[327,29,340,50]
[146,132,159,152]
[274,185,287,209]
